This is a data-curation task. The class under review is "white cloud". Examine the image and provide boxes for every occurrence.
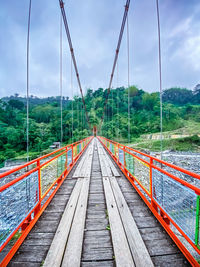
[168,17,192,38]
[1,0,200,97]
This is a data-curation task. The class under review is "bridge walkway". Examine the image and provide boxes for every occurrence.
[8,138,189,267]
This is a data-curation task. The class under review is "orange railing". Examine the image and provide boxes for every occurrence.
[98,136,200,267]
[0,136,93,266]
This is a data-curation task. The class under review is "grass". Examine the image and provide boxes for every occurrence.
[169,120,200,135]
[140,120,200,139]
[106,224,110,230]
[11,148,54,163]
[130,135,200,152]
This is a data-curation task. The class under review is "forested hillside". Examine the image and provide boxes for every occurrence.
[0,86,200,166]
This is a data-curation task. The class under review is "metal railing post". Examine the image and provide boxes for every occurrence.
[35,159,42,214]
[72,144,74,164]
[150,158,158,212]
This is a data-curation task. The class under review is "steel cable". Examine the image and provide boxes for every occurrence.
[71,57,74,142]
[59,0,91,132]
[156,0,163,159]
[26,0,32,162]
[127,13,130,144]
[99,0,130,131]
[60,13,63,145]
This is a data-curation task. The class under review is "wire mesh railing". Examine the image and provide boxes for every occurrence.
[0,171,39,248]
[98,136,200,266]
[0,136,92,266]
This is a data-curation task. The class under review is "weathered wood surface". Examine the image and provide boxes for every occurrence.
[81,139,114,266]
[43,179,83,267]
[73,140,94,178]
[103,176,135,266]
[44,141,94,267]
[62,177,90,267]
[97,141,119,177]
[8,138,190,267]
[109,176,154,267]
[8,144,87,267]
[102,148,189,266]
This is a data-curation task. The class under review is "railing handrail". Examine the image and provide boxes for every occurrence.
[0,136,93,267]
[99,136,200,181]
[120,145,200,194]
[98,136,200,267]
[0,137,88,180]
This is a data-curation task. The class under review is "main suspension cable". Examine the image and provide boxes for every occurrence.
[156,0,163,159]
[26,0,32,162]
[59,0,91,131]
[99,0,130,131]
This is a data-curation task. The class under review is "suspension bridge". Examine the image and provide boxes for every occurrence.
[0,0,200,266]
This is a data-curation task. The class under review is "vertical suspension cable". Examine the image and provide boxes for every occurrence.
[26,0,32,162]
[127,13,130,144]
[60,13,63,145]
[81,103,83,135]
[77,87,79,138]
[82,103,83,135]
[117,61,119,141]
[59,1,91,131]
[108,100,109,137]
[99,0,130,131]
[156,0,163,159]
[106,103,107,137]
[71,57,74,142]
[112,88,113,138]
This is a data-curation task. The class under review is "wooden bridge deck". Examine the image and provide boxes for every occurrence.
[8,138,190,267]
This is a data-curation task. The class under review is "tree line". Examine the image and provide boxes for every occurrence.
[0,86,200,166]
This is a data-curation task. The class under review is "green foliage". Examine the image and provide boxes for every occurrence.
[0,86,200,165]
[134,135,200,152]
[163,87,194,105]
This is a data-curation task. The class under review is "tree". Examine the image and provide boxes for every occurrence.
[163,88,193,105]
[142,93,159,110]
[8,99,24,110]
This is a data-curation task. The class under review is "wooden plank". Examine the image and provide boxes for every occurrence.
[43,178,83,267]
[110,177,154,267]
[97,143,112,177]
[102,155,113,177]
[61,177,90,267]
[102,176,135,267]
[99,154,109,177]
[84,155,93,177]
[9,262,41,267]
[104,152,120,177]
[81,260,114,267]
[85,218,108,230]
[84,143,94,177]
[73,139,94,178]
[81,248,114,262]
[73,145,91,178]
[97,140,119,177]
[80,141,94,177]
[101,146,119,177]
[151,253,189,267]
[73,151,87,178]
[79,154,89,177]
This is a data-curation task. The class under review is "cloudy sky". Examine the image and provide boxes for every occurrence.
[0,0,200,98]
